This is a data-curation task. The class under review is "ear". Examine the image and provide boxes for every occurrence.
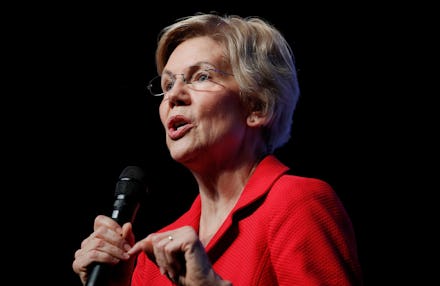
[247,111,267,127]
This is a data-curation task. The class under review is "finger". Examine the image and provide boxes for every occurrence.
[162,234,182,281]
[127,234,154,255]
[78,234,130,263]
[89,223,132,251]
[94,215,123,233]
[151,234,172,274]
[72,247,121,275]
[150,232,184,281]
[165,272,178,284]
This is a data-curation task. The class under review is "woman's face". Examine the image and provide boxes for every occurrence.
[158,36,247,169]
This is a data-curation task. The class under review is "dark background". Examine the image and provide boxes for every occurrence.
[7,2,428,285]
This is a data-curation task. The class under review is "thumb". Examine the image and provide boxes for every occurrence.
[121,222,135,245]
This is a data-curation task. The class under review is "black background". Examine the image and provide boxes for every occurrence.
[7,2,428,285]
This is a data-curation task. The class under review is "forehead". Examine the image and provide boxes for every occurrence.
[164,36,227,73]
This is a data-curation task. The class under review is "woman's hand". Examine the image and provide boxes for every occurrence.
[72,215,136,286]
[128,225,231,286]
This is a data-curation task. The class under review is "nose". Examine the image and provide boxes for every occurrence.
[166,74,191,106]
[164,73,185,94]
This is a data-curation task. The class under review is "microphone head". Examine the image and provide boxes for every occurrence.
[112,165,147,224]
[119,165,146,181]
[115,165,147,197]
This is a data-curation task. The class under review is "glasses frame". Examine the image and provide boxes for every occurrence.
[146,64,233,97]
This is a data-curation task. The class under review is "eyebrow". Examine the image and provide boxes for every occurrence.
[162,61,217,77]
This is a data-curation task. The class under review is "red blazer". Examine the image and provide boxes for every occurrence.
[131,155,363,285]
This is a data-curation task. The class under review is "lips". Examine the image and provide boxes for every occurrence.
[167,115,193,140]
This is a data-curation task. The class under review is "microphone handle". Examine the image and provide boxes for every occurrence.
[86,264,109,286]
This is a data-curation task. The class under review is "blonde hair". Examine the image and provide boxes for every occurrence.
[155,13,300,153]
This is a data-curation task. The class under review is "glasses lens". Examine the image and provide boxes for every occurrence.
[148,76,164,96]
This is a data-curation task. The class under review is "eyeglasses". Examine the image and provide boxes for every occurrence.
[147,64,233,97]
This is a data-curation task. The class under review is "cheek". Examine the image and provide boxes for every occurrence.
[214,98,244,122]
[158,103,167,127]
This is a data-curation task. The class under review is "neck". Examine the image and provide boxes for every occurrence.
[195,155,264,245]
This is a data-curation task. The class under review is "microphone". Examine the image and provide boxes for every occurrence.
[86,165,147,286]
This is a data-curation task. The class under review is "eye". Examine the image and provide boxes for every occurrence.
[190,70,211,84]
[161,77,175,92]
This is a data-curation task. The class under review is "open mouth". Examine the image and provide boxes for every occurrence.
[167,115,193,140]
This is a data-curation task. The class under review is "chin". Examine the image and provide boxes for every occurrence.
[169,147,190,162]
[170,146,200,166]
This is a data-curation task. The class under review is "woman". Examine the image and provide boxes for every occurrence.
[72,13,363,285]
